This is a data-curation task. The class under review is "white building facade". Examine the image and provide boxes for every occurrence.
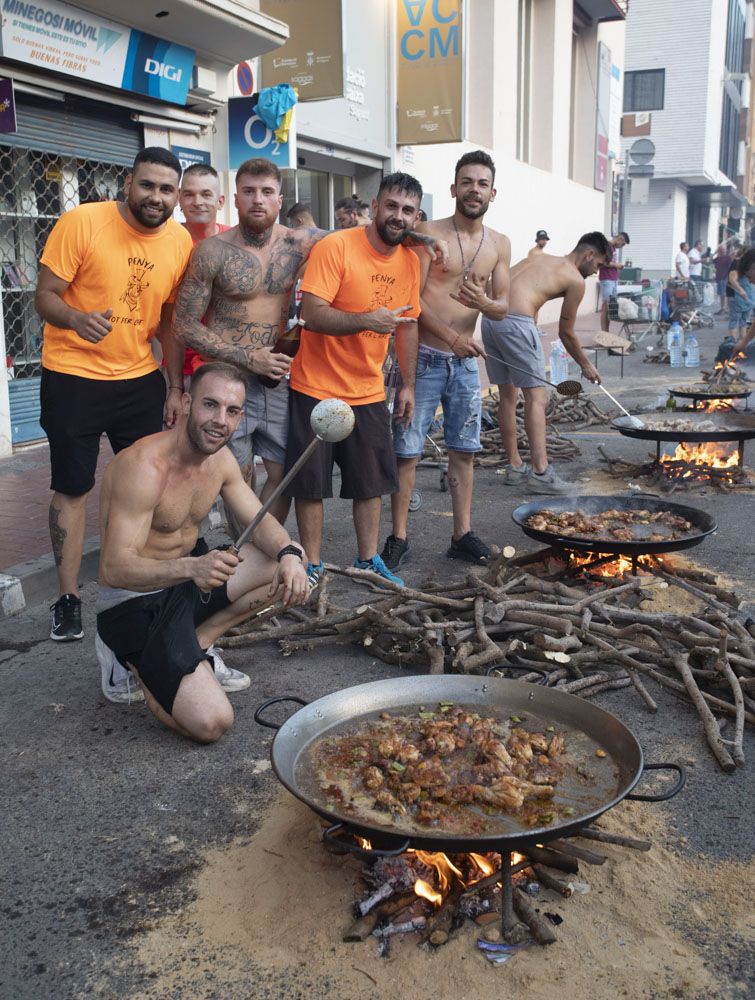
[621,0,752,278]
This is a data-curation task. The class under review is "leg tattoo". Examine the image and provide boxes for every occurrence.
[49,503,67,567]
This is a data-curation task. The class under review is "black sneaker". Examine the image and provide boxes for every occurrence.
[50,593,83,641]
[380,534,409,571]
[446,531,491,565]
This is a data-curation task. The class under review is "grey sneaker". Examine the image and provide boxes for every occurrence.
[498,462,530,485]
[207,645,250,693]
[527,466,572,495]
[96,633,144,704]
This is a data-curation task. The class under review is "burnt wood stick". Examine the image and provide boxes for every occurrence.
[715,634,745,767]
[532,863,574,897]
[576,827,651,851]
[421,887,463,947]
[523,845,579,873]
[461,870,502,897]
[672,652,736,772]
[343,912,379,942]
[513,887,557,945]
[547,839,608,865]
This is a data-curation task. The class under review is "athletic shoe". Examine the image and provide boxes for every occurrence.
[354,554,405,587]
[307,560,325,588]
[498,462,530,485]
[447,531,491,565]
[206,645,250,693]
[50,593,83,641]
[96,632,144,704]
[527,466,571,495]
[380,534,409,571]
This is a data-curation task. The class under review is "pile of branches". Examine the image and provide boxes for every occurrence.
[223,550,754,771]
[545,393,610,429]
[596,443,755,494]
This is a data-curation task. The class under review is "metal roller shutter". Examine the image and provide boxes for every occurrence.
[3,94,141,166]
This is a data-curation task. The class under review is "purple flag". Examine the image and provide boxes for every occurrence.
[0,79,17,134]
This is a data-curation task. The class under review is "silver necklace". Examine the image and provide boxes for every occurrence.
[452,218,485,279]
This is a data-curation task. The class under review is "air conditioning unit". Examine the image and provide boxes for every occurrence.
[191,66,217,97]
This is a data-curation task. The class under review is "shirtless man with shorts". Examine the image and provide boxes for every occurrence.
[173,159,445,529]
[95,363,309,743]
[481,232,610,495]
[381,150,510,570]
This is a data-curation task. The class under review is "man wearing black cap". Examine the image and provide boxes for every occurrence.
[528,230,550,256]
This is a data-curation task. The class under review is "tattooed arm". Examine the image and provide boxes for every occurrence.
[402,230,450,269]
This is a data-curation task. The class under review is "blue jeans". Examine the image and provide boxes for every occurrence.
[392,346,482,457]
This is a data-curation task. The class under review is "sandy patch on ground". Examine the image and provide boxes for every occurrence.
[131,791,753,1000]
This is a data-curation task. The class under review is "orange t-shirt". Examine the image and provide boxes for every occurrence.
[41,201,192,380]
[291,227,420,404]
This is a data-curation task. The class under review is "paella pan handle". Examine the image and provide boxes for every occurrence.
[322,822,411,858]
[625,762,686,802]
[253,695,309,730]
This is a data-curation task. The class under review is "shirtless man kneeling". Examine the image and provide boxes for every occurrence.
[481,232,611,495]
[95,363,309,743]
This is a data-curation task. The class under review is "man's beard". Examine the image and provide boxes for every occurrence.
[128,198,171,228]
[186,416,230,455]
[375,218,407,246]
[456,197,489,221]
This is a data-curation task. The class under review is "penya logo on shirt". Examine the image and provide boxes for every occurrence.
[119,257,154,313]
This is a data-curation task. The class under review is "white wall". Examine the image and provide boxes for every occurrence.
[624,178,689,275]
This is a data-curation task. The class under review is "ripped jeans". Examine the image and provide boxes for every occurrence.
[391,345,482,457]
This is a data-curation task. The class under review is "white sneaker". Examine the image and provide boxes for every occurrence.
[526,465,572,495]
[206,645,250,693]
[96,633,144,704]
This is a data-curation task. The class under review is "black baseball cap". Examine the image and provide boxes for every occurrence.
[536,230,549,240]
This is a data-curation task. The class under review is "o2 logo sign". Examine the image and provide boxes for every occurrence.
[228,95,293,170]
[244,112,281,157]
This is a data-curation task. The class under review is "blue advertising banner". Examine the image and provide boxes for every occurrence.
[0,0,194,104]
[228,94,296,170]
[171,145,211,172]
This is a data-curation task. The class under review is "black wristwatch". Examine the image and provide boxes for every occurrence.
[277,544,305,562]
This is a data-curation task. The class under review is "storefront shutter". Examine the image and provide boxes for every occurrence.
[3,95,141,166]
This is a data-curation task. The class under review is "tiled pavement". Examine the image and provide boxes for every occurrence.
[0,311,609,576]
[0,439,112,572]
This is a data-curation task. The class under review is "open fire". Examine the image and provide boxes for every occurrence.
[659,440,743,485]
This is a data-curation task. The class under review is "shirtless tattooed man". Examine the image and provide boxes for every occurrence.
[381,150,511,570]
[173,158,447,528]
[481,232,610,495]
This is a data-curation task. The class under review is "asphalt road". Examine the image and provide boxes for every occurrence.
[1,318,754,999]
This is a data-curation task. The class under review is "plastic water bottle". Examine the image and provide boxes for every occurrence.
[669,327,684,368]
[549,341,569,384]
[666,321,683,353]
[684,333,700,368]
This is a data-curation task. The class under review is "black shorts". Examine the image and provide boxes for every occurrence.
[40,368,166,496]
[96,560,231,716]
[283,389,398,500]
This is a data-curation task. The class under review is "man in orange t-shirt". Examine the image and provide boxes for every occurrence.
[284,172,424,586]
[35,147,192,645]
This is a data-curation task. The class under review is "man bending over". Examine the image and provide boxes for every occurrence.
[481,232,610,494]
[96,363,309,743]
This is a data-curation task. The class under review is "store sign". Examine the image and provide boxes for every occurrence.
[0,0,195,104]
[397,0,463,145]
[228,94,296,171]
[259,0,344,101]
[171,145,211,172]
[594,41,611,192]
[0,77,16,133]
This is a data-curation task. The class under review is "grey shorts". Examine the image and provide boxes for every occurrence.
[481,313,546,388]
[229,375,289,471]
